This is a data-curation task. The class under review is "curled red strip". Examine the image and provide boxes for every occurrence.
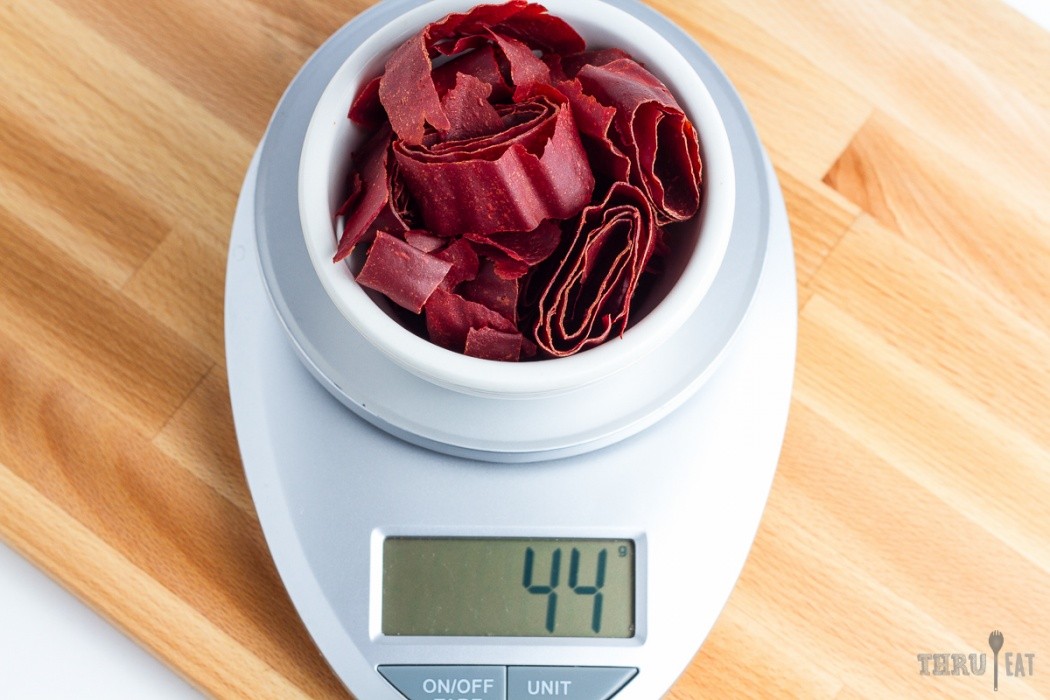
[532,182,658,357]
[576,58,702,225]
[394,92,594,238]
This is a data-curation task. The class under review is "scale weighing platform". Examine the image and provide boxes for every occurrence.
[225,1,797,698]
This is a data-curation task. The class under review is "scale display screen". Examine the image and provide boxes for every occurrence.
[382,537,635,638]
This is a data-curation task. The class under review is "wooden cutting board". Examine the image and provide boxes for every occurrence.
[1,0,1048,697]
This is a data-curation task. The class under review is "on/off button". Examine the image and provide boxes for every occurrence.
[507,667,638,700]
[378,665,506,700]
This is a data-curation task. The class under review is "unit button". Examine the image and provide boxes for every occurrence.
[379,666,506,700]
[507,667,638,700]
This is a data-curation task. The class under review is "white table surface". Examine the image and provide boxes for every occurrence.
[0,3,1045,698]
[0,540,203,698]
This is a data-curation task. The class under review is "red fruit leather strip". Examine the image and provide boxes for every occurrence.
[490,254,530,280]
[378,1,583,145]
[429,1,584,57]
[424,288,519,354]
[487,31,551,99]
[435,238,480,290]
[469,1,585,55]
[441,73,503,141]
[420,98,548,158]
[465,219,562,268]
[459,259,519,324]
[387,156,420,230]
[349,76,384,127]
[432,44,510,100]
[379,30,450,146]
[464,326,523,361]
[334,129,394,262]
[335,171,362,218]
[356,231,452,314]
[560,48,635,77]
[428,0,532,52]
[404,230,444,253]
[533,182,658,357]
[577,58,702,224]
[553,77,631,183]
[334,130,420,262]
[394,96,594,237]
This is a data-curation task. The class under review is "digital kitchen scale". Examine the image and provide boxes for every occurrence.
[225,1,796,698]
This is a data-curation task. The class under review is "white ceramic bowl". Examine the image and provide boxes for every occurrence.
[300,0,735,399]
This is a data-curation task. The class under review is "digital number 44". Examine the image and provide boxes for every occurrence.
[522,547,608,633]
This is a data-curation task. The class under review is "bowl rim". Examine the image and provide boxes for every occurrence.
[298,0,735,398]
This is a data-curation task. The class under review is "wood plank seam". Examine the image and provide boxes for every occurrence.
[794,205,863,314]
[150,361,220,443]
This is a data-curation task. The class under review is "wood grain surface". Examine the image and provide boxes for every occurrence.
[1,0,1048,697]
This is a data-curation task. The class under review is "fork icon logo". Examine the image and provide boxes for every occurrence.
[917,629,1036,691]
[989,630,1004,691]
[985,630,1036,692]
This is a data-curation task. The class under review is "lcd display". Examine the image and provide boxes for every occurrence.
[382,537,635,638]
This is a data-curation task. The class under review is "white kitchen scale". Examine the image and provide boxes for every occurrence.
[225,1,797,698]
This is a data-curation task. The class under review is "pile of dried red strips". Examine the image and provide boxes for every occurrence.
[334,1,702,361]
